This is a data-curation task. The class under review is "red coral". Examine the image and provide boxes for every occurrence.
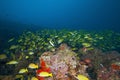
[40,58,46,68]
[36,58,51,80]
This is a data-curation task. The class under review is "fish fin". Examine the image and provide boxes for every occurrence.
[49,73,53,77]
[37,65,39,69]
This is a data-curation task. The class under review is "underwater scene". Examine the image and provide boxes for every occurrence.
[0,0,120,80]
[0,30,120,80]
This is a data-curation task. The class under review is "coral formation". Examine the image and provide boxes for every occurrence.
[38,43,89,80]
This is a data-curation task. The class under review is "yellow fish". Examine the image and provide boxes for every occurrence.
[82,43,91,48]
[38,72,53,77]
[0,54,7,60]
[28,63,38,69]
[31,77,38,80]
[28,51,34,55]
[6,60,18,65]
[25,56,29,59]
[9,45,18,50]
[19,68,28,74]
[75,74,89,80]
[15,75,23,79]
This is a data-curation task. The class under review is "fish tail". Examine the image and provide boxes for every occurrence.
[37,65,39,69]
[49,73,53,77]
[26,68,28,72]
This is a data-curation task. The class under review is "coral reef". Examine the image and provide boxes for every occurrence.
[0,43,120,80]
[39,43,89,80]
[1,29,120,80]
[79,48,120,80]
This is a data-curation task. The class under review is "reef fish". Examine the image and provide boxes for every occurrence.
[8,38,14,42]
[31,77,38,80]
[38,71,52,77]
[75,74,89,80]
[28,51,34,55]
[6,60,18,65]
[28,63,38,69]
[19,68,28,74]
[0,54,7,59]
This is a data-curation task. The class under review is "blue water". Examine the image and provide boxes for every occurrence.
[0,0,120,31]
